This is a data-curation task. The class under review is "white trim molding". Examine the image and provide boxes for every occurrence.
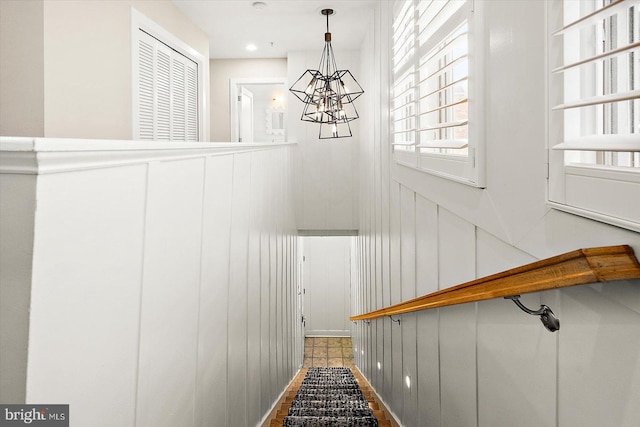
[0,137,296,175]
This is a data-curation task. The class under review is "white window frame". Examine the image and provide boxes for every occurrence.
[391,0,486,187]
[548,0,640,232]
[131,8,207,142]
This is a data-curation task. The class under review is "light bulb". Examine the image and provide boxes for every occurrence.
[305,78,316,95]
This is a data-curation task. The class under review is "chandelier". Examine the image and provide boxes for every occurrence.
[289,8,364,139]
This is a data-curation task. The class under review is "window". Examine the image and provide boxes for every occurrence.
[391,0,484,187]
[131,9,205,142]
[549,0,640,231]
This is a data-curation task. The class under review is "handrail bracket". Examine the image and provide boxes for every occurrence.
[505,295,560,332]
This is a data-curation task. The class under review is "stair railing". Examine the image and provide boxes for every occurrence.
[350,245,640,332]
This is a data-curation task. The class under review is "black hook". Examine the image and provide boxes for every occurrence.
[389,315,401,325]
[505,295,560,332]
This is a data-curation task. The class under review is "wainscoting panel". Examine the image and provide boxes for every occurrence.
[475,229,555,427]
[27,164,148,427]
[401,313,418,426]
[558,283,640,427]
[2,139,301,427]
[197,154,234,427]
[227,152,251,427]
[400,185,416,302]
[136,158,205,427]
[416,309,441,427]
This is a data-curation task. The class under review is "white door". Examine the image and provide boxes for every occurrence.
[239,87,254,143]
[303,236,351,336]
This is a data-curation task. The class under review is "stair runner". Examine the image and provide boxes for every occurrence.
[283,367,378,427]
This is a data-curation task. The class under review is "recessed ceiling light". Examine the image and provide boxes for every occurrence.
[246,44,257,51]
[252,2,267,10]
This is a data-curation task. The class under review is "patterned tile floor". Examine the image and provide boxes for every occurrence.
[303,337,355,368]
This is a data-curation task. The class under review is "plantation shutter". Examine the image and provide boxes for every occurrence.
[551,0,639,152]
[391,0,482,186]
[136,30,199,141]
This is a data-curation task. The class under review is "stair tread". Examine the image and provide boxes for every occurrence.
[268,366,392,427]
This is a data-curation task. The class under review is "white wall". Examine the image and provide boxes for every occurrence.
[353,2,640,427]
[287,50,360,232]
[0,0,44,137]
[302,237,351,336]
[0,139,301,427]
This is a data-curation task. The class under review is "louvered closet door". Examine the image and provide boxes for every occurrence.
[136,30,199,141]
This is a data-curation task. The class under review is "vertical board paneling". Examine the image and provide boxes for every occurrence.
[439,304,477,427]
[260,230,272,415]
[27,166,147,427]
[382,317,393,404]
[402,313,418,426]
[390,179,403,415]
[416,309,441,427]
[438,208,476,290]
[438,207,477,427]
[269,225,278,402]
[135,159,204,427]
[475,230,556,427]
[389,181,402,305]
[415,195,438,296]
[196,155,234,427]
[391,320,404,421]
[558,283,640,427]
[400,186,416,301]
[19,145,300,427]
[247,151,263,426]
[227,152,251,427]
[400,186,417,425]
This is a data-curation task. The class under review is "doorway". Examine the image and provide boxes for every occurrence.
[300,236,352,337]
[238,87,254,142]
[230,78,287,143]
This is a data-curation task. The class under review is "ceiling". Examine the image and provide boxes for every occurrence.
[172,0,378,59]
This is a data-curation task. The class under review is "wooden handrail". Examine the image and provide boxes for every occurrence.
[350,245,640,321]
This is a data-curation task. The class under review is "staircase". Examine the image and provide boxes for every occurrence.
[270,367,391,427]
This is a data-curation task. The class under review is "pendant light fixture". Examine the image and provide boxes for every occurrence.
[289,8,364,139]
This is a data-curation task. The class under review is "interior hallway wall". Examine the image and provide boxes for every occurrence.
[302,236,352,336]
[0,141,300,427]
[0,0,44,137]
[287,50,360,232]
[0,0,210,140]
[209,58,287,142]
[352,2,640,427]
